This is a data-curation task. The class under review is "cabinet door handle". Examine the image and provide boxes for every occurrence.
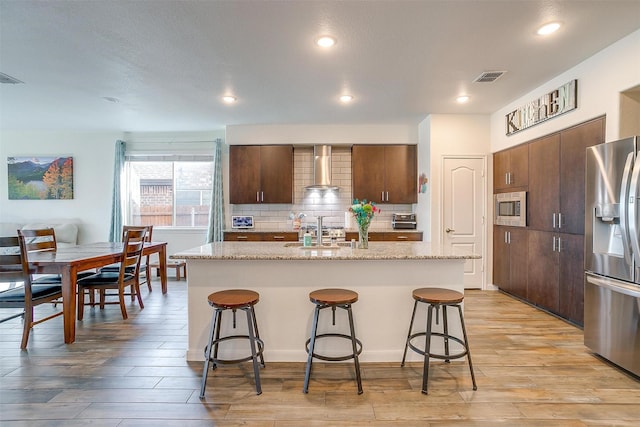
[557,236,562,253]
[508,231,511,244]
[386,191,389,201]
[261,191,264,202]
[505,231,508,244]
[272,235,285,240]
[558,213,563,229]
[552,213,557,229]
[505,172,509,185]
[397,235,408,240]
[236,235,248,240]
[552,236,556,252]
[256,192,260,202]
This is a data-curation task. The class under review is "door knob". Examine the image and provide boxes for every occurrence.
[445,228,455,233]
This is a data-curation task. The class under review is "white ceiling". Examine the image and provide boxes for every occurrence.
[1,0,639,132]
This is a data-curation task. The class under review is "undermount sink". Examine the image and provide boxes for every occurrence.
[284,242,351,248]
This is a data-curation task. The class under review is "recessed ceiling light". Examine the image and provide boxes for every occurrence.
[456,95,470,103]
[537,22,561,36]
[340,94,353,103]
[316,35,337,48]
[222,95,236,103]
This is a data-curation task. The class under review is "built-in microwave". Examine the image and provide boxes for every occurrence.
[494,191,527,227]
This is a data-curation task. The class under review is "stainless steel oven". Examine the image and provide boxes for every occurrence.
[494,191,526,227]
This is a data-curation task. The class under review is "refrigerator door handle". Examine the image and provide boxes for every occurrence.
[619,152,635,266]
[587,273,640,299]
[628,151,640,271]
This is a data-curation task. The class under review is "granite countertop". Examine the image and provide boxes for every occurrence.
[224,229,423,233]
[172,241,479,261]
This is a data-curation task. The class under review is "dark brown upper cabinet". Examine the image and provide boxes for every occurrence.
[352,145,417,204]
[493,143,529,192]
[229,145,293,204]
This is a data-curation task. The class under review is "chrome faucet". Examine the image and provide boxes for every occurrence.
[316,216,324,246]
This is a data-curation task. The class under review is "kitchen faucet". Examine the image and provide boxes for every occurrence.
[316,216,324,246]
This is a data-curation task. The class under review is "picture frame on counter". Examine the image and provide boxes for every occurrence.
[232,215,254,229]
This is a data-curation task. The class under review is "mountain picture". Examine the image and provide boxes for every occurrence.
[7,156,74,200]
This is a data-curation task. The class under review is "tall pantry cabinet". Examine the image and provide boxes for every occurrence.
[493,116,605,326]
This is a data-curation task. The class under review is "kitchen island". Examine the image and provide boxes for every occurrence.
[173,241,480,362]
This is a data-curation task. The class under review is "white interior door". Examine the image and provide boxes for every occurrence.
[442,157,486,289]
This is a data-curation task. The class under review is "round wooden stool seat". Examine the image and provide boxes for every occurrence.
[309,288,358,305]
[207,289,259,309]
[412,288,464,305]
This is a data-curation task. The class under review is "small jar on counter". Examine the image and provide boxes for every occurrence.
[303,232,312,247]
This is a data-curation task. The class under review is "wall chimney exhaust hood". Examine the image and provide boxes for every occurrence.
[305,145,339,191]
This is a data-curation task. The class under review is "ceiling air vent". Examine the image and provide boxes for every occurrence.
[474,71,506,83]
[0,72,24,84]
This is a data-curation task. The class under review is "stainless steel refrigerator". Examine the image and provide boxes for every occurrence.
[585,136,640,377]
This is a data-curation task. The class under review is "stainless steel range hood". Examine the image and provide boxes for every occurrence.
[305,145,339,191]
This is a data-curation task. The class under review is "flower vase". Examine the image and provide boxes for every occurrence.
[358,223,370,249]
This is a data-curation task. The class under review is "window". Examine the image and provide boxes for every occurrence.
[125,157,213,227]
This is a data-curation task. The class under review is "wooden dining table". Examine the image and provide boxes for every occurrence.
[27,241,168,344]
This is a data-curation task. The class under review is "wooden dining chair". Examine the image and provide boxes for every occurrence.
[20,228,95,306]
[0,234,64,349]
[19,228,61,285]
[76,228,147,320]
[101,225,154,292]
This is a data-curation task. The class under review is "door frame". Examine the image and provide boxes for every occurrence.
[440,154,488,290]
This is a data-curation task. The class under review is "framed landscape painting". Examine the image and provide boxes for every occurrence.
[7,156,74,200]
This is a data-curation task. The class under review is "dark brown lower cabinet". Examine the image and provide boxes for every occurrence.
[493,226,528,300]
[527,230,584,325]
[528,230,559,313]
[223,232,299,242]
[558,234,584,325]
[344,231,423,242]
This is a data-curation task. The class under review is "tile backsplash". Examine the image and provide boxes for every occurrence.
[230,146,414,231]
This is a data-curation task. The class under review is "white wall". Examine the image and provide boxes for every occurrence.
[491,29,640,152]
[226,123,418,146]
[0,130,224,253]
[0,131,122,244]
[419,114,491,248]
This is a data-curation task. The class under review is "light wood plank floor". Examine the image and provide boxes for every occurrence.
[1,279,639,426]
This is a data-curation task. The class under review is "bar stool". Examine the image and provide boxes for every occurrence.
[303,288,363,394]
[401,288,477,394]
[199,289,265,399]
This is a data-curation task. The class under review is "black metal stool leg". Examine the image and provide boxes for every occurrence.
[422,304,434,395]
[250,305,265,368]
[457,304,477,390]
[401,300,419,366]
[442,304,451,363]
[211,309,223,370]
[303,304,321,393]
[346,303,363,394]
[200,305,220,399]
[245,306,262,395]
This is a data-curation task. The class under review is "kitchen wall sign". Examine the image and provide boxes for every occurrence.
[505,79,577,136]
[7,156,74,200]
